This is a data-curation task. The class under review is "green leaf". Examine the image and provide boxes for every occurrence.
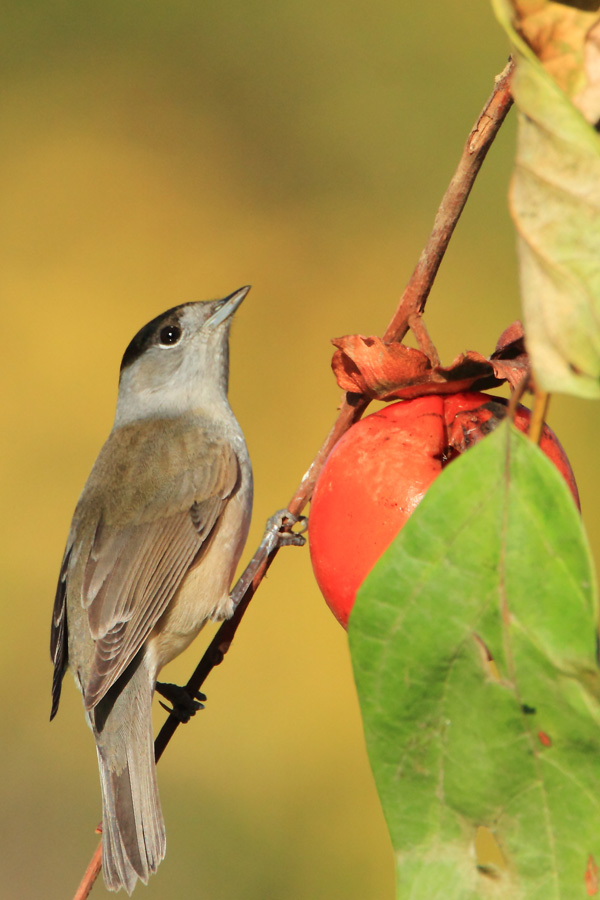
[492,0,600,398]
[349,421,600,899]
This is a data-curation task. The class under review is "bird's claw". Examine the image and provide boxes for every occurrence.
[155,682,206,724]
[264,509,307,552]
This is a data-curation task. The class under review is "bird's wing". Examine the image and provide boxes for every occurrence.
[50,546,72,719]
[53,418,241,713]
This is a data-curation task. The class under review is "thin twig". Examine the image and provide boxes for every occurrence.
[72,844,102,900]
[285,58,514,512]
[71,58,514,900]
[408,313,441,367]
[384,57,514,344]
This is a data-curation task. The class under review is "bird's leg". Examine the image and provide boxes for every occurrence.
[155,682,207,723]
[227,509,307,621]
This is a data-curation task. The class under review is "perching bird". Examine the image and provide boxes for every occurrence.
[50,287,253,893]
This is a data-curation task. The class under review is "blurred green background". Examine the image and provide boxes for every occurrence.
[1,2,598,898]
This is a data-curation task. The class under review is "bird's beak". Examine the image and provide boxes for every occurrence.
[205,285,251,331]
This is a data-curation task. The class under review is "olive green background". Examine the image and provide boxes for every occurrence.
[1,3,598,899]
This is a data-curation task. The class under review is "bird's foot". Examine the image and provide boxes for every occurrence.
[264,509,307,553]
[155,682,207,723]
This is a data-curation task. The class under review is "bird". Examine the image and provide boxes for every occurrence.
[50,286,253,893]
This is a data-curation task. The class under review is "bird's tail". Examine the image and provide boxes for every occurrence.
[93,667,165,894]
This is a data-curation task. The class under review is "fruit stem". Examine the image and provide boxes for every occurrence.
[529,390,550,446]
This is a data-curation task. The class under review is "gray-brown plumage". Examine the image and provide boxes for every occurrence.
[50,288,253,893]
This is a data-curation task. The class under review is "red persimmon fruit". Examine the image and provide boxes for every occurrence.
[309,391,579,628]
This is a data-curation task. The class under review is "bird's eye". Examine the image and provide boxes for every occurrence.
[158,324,182,346]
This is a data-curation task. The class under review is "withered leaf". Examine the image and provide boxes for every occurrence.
[331,322,529,400]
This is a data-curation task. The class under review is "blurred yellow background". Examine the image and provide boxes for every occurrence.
[2,3,598,898]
